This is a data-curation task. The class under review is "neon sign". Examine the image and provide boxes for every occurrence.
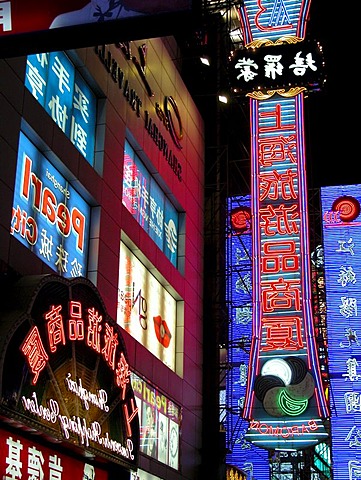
[0,274,140,468]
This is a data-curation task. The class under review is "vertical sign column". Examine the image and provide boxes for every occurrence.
[236,0,329,451]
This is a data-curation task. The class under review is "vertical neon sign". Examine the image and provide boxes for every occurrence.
[238,0,329,450]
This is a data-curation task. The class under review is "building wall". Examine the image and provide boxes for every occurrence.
[0,37,204,480]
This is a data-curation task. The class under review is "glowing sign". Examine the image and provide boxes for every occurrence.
[321,184,361,479]
[25,51,97,165]
[0,274,140,468]
[10,132,90,277]
[122,140,179,268]
[117,242,178,370]
[237,0,329,451]
[229,40,325,94]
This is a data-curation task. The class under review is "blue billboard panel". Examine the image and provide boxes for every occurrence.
[10,132,90,278]
[25,51,97,165]
[321,184,361,480]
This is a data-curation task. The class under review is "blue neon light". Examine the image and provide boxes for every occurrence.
[321,184,361,480]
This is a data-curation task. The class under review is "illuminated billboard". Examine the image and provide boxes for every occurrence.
[229,40,325,95]
[25,51,97,166]
[0,0,196,57]
[10,132,91,278]
[122,140,179,268]
[117,242,178,370]
[321,184,361,479]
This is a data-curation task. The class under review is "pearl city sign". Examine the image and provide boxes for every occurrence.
[236,0,329,450]
[0,274,140,469]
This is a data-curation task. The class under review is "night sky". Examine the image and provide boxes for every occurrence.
[305,3,351,189]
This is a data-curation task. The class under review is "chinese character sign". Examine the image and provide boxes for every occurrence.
[242,93,329,450]
[0,430,108,480]
[322,185,361,480]
[25,51,97,165]
[229,40,324,94]
[0,275,140,468]
[122,140,179,268]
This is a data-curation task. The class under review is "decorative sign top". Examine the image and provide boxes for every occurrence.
[238,0,312,47]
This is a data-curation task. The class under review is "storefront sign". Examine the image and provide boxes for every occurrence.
[229,40,324,94]
[0,429,108,480]
[94,43,185,169]
[237,0,329,451]
[0,275,140,469]
[25,51,97,165]
[122,140,179,267]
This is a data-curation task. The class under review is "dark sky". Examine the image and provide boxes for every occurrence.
[305,3,350,189]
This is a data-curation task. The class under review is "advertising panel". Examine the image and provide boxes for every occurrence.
[321,184,361,479]
[131,372,181,469]
[25,51,97,165]
[117,242,177,370]
[225,195,270,479]
[10,132,90,278]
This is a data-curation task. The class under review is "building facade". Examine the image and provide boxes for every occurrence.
[0,36,205,480]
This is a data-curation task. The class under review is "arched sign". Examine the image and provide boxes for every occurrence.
[0,274,140,469]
